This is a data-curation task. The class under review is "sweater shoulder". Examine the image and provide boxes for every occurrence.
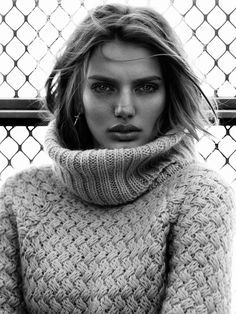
[0,165,58,210]
[172,161,232,191]
[167,161,235,220]
[0,165,54,190]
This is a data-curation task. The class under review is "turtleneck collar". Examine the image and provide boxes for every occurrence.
[44,120,193,206]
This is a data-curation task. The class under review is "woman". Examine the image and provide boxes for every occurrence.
[0,3,234,313]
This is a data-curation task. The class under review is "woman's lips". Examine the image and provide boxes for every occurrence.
[108,124,141,141]
[109,124,141,133]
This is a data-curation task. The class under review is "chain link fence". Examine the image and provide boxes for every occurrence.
[0,0,236,312]
[0,0,236,184]
[0,0,235,98]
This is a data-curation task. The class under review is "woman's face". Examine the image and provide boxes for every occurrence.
[82,40,166,149]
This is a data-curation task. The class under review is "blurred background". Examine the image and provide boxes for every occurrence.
[0,0,236,312]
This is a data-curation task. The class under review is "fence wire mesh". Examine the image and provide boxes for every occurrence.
[0,0,235,98]
[0,1,236,312]
[0,0,236,183]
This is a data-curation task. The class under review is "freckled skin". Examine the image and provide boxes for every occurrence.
[82,40,166,149]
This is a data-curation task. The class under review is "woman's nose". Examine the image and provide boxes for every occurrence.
[114,91,135,119]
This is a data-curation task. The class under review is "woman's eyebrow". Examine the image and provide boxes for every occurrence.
[133,76,162,84]
[87,75,117,83]
[87,75,162,82]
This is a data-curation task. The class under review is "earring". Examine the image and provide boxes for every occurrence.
[74,114,80,126]
[73,112,94,149]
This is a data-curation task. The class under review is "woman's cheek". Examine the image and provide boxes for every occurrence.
[86,105,110,128]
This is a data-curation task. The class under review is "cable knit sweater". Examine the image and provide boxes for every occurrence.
[0,121,234,313]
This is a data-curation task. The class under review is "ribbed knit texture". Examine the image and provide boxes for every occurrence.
[0,121,234,313]
[44,121,192,206]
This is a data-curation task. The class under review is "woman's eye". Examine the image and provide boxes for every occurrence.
[136,83,159,94]
[91,83,115,94]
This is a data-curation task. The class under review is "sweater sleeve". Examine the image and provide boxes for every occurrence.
[0,181,26,313]
[161,170,235,314]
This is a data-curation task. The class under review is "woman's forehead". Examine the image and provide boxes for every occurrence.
[100,40,151,62]
[86,40,163,79]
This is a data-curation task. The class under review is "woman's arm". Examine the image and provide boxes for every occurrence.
[0,182,27,313]
[161,171,235,314]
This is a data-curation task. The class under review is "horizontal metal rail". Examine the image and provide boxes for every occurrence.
[0,98,47,125]
[0,98,45,112]
[0,97,236,125]
[0,110,235,120]
[0,109,48,118]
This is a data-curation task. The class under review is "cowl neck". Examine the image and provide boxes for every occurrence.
[44,120,193,206]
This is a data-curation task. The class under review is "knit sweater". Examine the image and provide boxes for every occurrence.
[0,121,234,314]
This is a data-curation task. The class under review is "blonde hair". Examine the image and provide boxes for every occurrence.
[45,4,216,150]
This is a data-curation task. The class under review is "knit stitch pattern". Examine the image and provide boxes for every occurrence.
[44,120,192,206]
[0,125,234,313]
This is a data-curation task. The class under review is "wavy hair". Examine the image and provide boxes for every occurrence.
[45,3,216,150]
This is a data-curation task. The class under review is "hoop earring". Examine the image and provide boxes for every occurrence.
[73,112,94,149]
